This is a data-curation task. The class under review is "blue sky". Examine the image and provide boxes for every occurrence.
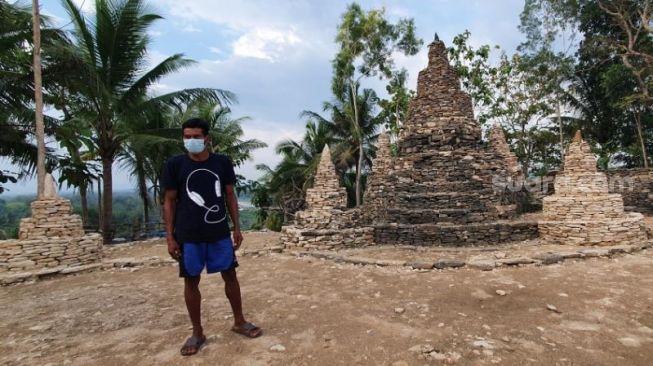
[1,0,525,196]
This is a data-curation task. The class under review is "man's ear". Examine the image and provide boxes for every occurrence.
[205,135,213,151]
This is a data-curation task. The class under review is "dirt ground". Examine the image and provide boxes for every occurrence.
[1,231,652,366]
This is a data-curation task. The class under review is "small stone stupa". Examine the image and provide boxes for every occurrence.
[363,37,536,246]
[281,146,373,249]
[19,174,85,239]
[0,174,102,281]
[539,131,646,246]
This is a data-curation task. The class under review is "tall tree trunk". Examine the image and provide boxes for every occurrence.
[137,160,150,225]
[557,102,564,160]
[97,178,102,232]
[80,185,89,225]
[350,81,363,207]
[31,0,45,199]
[635,110,649,168]
[101,157,113,243]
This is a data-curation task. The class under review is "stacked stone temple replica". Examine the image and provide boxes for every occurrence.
[539,131,646,245]
[283,36,538,248]
[0,174,102,279]
[360,37,537,246]
[282,146,373,249]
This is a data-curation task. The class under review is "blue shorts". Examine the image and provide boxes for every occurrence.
[179,237,238,278]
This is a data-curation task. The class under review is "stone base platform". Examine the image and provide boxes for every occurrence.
[0,234,103,274]
[539,212,646,246]
[281,226,375,251]
[286,239,653,272]
[373,221,539,247]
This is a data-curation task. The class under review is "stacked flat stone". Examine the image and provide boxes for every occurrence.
[282,146,373,250]
[365,38,536,246]
[0,178,102,278]
[539,131,646,246]
[304,145,347,210]
[488,125,522,182]
[19,199,85,239]
[361,132,393,223]
[604,169,653,214]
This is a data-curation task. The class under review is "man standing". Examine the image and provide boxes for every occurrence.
[163,118,262,357]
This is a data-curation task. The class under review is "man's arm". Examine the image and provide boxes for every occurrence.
[163,189,180,260]
[225,184,243,250]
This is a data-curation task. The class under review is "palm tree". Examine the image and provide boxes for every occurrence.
[301,86,381,204]
[0,2,38,192]
[61,0,234,242]
[268,119,337,218]
[117,100,266,225]
[174,101,268,166]
[31,0,46,198]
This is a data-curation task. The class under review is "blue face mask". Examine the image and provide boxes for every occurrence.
[183,138,206,154]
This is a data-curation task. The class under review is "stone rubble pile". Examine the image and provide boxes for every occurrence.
[539,131,647,246]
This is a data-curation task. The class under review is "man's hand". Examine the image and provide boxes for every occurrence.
[232,229,243,251]
[167,238,181,260]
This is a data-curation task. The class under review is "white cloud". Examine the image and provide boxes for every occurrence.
[182,25,201,33]
[233,27,302,62]
[236,121,304,180]
[209,47,223,55]
[147,30,163,37]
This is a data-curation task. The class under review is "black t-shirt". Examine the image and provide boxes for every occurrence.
[162,153,237,243]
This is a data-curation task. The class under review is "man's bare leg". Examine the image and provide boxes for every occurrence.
[221,268,245,325]
[222,268,262,337]
[181,276,205,355]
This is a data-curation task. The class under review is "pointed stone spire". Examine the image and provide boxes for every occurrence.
[411,37,475,120]
[399,35,480,152]
[305,145,347,210]
[564,130,597,174]
[573,130,582,143]
[489,125,522,177]
[361,131,394,223]
[374,131,392,170]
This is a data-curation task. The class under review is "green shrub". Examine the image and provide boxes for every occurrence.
[264,211,283,232]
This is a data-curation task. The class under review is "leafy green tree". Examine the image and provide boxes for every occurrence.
[519,0,653,167]
[378,69,414,139]
[332,2,422,206]
[60,0,233,241]
[593,0,653,167]
[449,32,563,174]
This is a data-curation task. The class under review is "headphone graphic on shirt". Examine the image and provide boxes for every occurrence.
[185,168,226,224]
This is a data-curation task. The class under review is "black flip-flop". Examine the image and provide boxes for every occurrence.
[231,322,262,338]
[180,335,206,356]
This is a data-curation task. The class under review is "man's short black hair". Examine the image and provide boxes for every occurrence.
[181,118,210,136]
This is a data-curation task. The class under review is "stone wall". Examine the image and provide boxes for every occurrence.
[605,169,653,214]
[0,235,102,273]
[531,169,653,214]
[374,221,538,247]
